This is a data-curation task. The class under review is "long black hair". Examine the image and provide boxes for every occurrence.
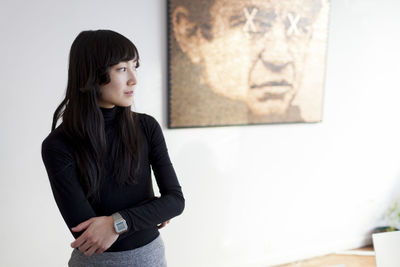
[51,29,142,202]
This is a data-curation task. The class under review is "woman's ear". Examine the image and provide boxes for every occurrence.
[172,6,203,63]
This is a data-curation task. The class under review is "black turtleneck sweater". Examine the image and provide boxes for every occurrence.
[41,107,184,252]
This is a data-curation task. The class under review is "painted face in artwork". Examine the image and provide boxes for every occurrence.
[173,0,321,116]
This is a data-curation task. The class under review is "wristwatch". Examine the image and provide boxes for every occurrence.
[112,212,128,234]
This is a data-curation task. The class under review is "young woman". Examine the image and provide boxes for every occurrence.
[41,29,185,267]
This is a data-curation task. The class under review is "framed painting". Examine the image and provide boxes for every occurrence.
[168,0,330,128]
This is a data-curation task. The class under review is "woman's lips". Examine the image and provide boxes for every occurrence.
[124,90,134,95]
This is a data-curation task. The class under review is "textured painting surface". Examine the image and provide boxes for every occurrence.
[168,0,330,127]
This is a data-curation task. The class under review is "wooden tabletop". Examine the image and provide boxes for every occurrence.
[274,246,376,267]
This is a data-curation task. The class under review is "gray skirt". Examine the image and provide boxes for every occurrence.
[68,234,167,267]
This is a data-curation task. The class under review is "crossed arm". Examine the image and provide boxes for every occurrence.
[42,115,184,256]
[42,145,179,256]
[69,206,171,256]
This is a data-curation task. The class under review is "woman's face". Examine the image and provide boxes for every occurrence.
[97,59,137,108]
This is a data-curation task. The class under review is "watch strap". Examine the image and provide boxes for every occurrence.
[112,212,123,221]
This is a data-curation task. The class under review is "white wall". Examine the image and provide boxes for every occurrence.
[1,0,400,266]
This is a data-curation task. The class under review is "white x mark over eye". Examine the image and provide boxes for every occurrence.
[287,13,300,36]
[243,7,258,33]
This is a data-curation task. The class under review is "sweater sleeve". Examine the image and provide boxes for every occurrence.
[118,115,185,233]
[41,135,97,239]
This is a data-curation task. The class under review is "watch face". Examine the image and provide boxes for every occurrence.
[116,221,127,232]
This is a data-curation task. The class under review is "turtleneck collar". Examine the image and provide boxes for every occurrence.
[100,106,117,125]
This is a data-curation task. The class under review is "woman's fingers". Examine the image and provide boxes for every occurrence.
[71,232,87,248]
[78,240,92,253]
[158,220,171,229]
[95,247,106,255]
[157,222,166,229]
[84,245,98,257]
[71,218,93,232]
[71,216,119,255]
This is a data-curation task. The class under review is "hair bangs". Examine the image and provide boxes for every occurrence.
[103,31,139,67]
[92,30,140,85]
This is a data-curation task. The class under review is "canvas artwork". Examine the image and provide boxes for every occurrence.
[168,0,330,128]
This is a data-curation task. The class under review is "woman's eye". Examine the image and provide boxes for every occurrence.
[118,66,137,72]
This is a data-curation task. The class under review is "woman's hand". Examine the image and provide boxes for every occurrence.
[157,219,171,229]
[70,216,118,256]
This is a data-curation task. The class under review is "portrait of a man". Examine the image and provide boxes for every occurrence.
[168,0,330,127]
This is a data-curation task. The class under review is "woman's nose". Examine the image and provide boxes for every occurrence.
[127,70,137,85]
